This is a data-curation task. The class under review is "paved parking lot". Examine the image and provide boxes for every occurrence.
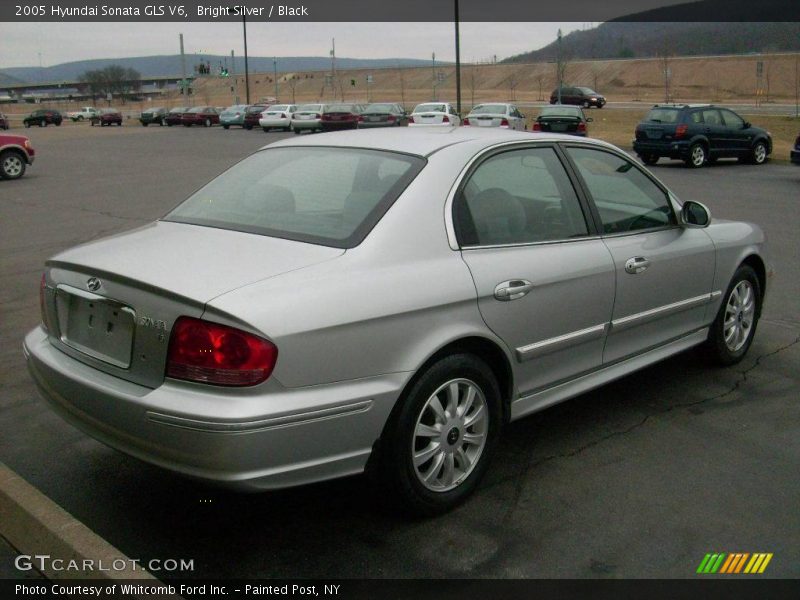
[1,124,798,578]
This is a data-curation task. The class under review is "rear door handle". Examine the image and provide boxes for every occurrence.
[494,279,533,301]
[625,257,651,274]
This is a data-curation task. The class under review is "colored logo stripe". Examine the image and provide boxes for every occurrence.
[698,552,773,574]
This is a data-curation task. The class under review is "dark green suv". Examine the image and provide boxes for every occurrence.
[23,109,63,128]
[633,104,771,168]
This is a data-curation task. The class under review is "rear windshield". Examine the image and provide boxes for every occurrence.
[645,108,681,124]
[414,103,446,113]
[164,147,426,248]
[224,105,248,112]
[365,104,396,112]
[247,106,266,113]
[327,104,357,112]
[540,106,582,117]
[267,105,290,111]
[297,104,323,112]
[170,107,187,113]
[469,104,508,115]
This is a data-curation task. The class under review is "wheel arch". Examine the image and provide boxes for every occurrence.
[741,254,767,316]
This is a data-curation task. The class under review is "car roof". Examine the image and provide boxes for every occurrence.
[262,127,619,158]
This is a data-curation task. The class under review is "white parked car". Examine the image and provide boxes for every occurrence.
[259,104,298,132]
[463,103,526,131]
[67,107,99,122]
[408,102,461,127]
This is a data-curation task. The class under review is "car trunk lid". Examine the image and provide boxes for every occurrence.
[42,221,343,388]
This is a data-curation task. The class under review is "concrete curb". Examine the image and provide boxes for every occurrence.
[0,461,158,581]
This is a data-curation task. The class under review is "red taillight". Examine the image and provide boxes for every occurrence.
[532,122,542,131]
[408,115,415,124]
[577,121,587,132]
[462,118,471,126]
[500,118,509,127]
[442,115,450,123]
[387,115,395,122]
[675,124,689,139]
[315,113,321,119]
[166,317,277,387]
[357,115,364,122]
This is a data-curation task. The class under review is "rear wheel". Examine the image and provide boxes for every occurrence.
[640,153,659,165]
[142,122,148,127]
[0,150,26,179]
[703,265,761,366]
[39,119,46,127]
[583,101,590,108]
[379,354,501,516]
[686,143,707,168]
[223,124,230,130]
[750,141,768,165]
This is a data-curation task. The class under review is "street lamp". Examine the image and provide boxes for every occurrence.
[273,57,279,101]
[454,0,461,115]
[242,16,250,104]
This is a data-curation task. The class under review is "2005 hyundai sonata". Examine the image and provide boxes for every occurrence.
[25,128,769,515]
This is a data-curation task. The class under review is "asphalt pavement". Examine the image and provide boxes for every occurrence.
[1,124,798,579]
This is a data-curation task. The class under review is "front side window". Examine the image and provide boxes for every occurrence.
[565,147,676,234]
[165,147,425,248]
[454,147,589,247]
[720,109,744,129]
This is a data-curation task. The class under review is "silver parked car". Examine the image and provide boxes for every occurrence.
[464,103,526,130]
[291,103,327,134]
[25,129,769,515]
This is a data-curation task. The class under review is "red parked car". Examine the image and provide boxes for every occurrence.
[0,134,35,180]
[243,105,268,130]
[320,104,364,131]
[90,109,123,127]
[181,106,220,127]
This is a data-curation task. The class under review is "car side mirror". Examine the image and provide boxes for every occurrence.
[681,200,711,228]
[743,121,751,129]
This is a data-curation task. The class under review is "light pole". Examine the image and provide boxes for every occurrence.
[242,16,250,104]
[273,57,279,100]
[557,29,563,104]
[454,0,462,115]
[432,52,436,100]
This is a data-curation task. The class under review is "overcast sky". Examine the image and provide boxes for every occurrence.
[1,22,596,69]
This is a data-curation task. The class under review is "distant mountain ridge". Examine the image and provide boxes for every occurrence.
[503,21,800,64]
[0,55,438,84]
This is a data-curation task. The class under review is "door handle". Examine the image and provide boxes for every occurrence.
[494,279,533,301]
[625,257,650,275]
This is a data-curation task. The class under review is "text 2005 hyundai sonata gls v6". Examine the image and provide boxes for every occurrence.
[25,129,769,515]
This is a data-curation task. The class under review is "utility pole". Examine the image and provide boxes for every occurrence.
[557,29,563,104]
[454,0,462,115]
[273,57,278,100]
[179,34,186,96]
[331,38,336,101]
[242,16,250,104]
[432,52,436,100]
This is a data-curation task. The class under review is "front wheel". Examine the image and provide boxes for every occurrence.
[0,150,26,179]
[750,141,768,165]
[640,153,659,165]
[703,265,761,366]
[686,143,706,168]
[379,354,501,516]
[39,120,46,127]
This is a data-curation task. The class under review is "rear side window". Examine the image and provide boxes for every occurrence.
[644,108,681,124]
[454,147,589,247]
[565,147,676,234]
[165,147,425,248]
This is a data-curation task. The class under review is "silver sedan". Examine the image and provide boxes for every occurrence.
[25,129,770,515]
[464,103,526,130]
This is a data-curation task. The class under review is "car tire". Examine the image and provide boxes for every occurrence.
[583,101,590,108]
[0,150,26,180]
[640,153,659,165]
[39,120,46,127]
[223,125,230,130]
[167,122,173,127]
[294,128,302,135]
[160,119,166,126]
[750,141,768,165]
[686,143,707,168]
[262,127,269,132]
[24,121,31,128]
[703,264,761,366]
[245,124,253,130]
[142,122,148,127]
[204,118,211,127]
[55,121,61,126]
[379,353,502,516]
[77,116,83,121]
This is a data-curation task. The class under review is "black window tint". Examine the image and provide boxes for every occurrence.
[566,147,676,234]
[455,147,589,247]
[689,111,703,124]
[720,109,744,129]
[701,109,722,126]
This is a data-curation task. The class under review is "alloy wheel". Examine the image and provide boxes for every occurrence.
[411,378,489,492]
[2,154,23,178]
[724,280,756,352]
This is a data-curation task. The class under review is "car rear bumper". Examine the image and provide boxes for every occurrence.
[24,325,403,490]
[292,119,322,130]
[320,121,357,131]
[259,118,291,128]
[356,121,396,128]
[633,139,691,158]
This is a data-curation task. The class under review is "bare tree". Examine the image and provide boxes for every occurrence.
[79,65,141,104]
